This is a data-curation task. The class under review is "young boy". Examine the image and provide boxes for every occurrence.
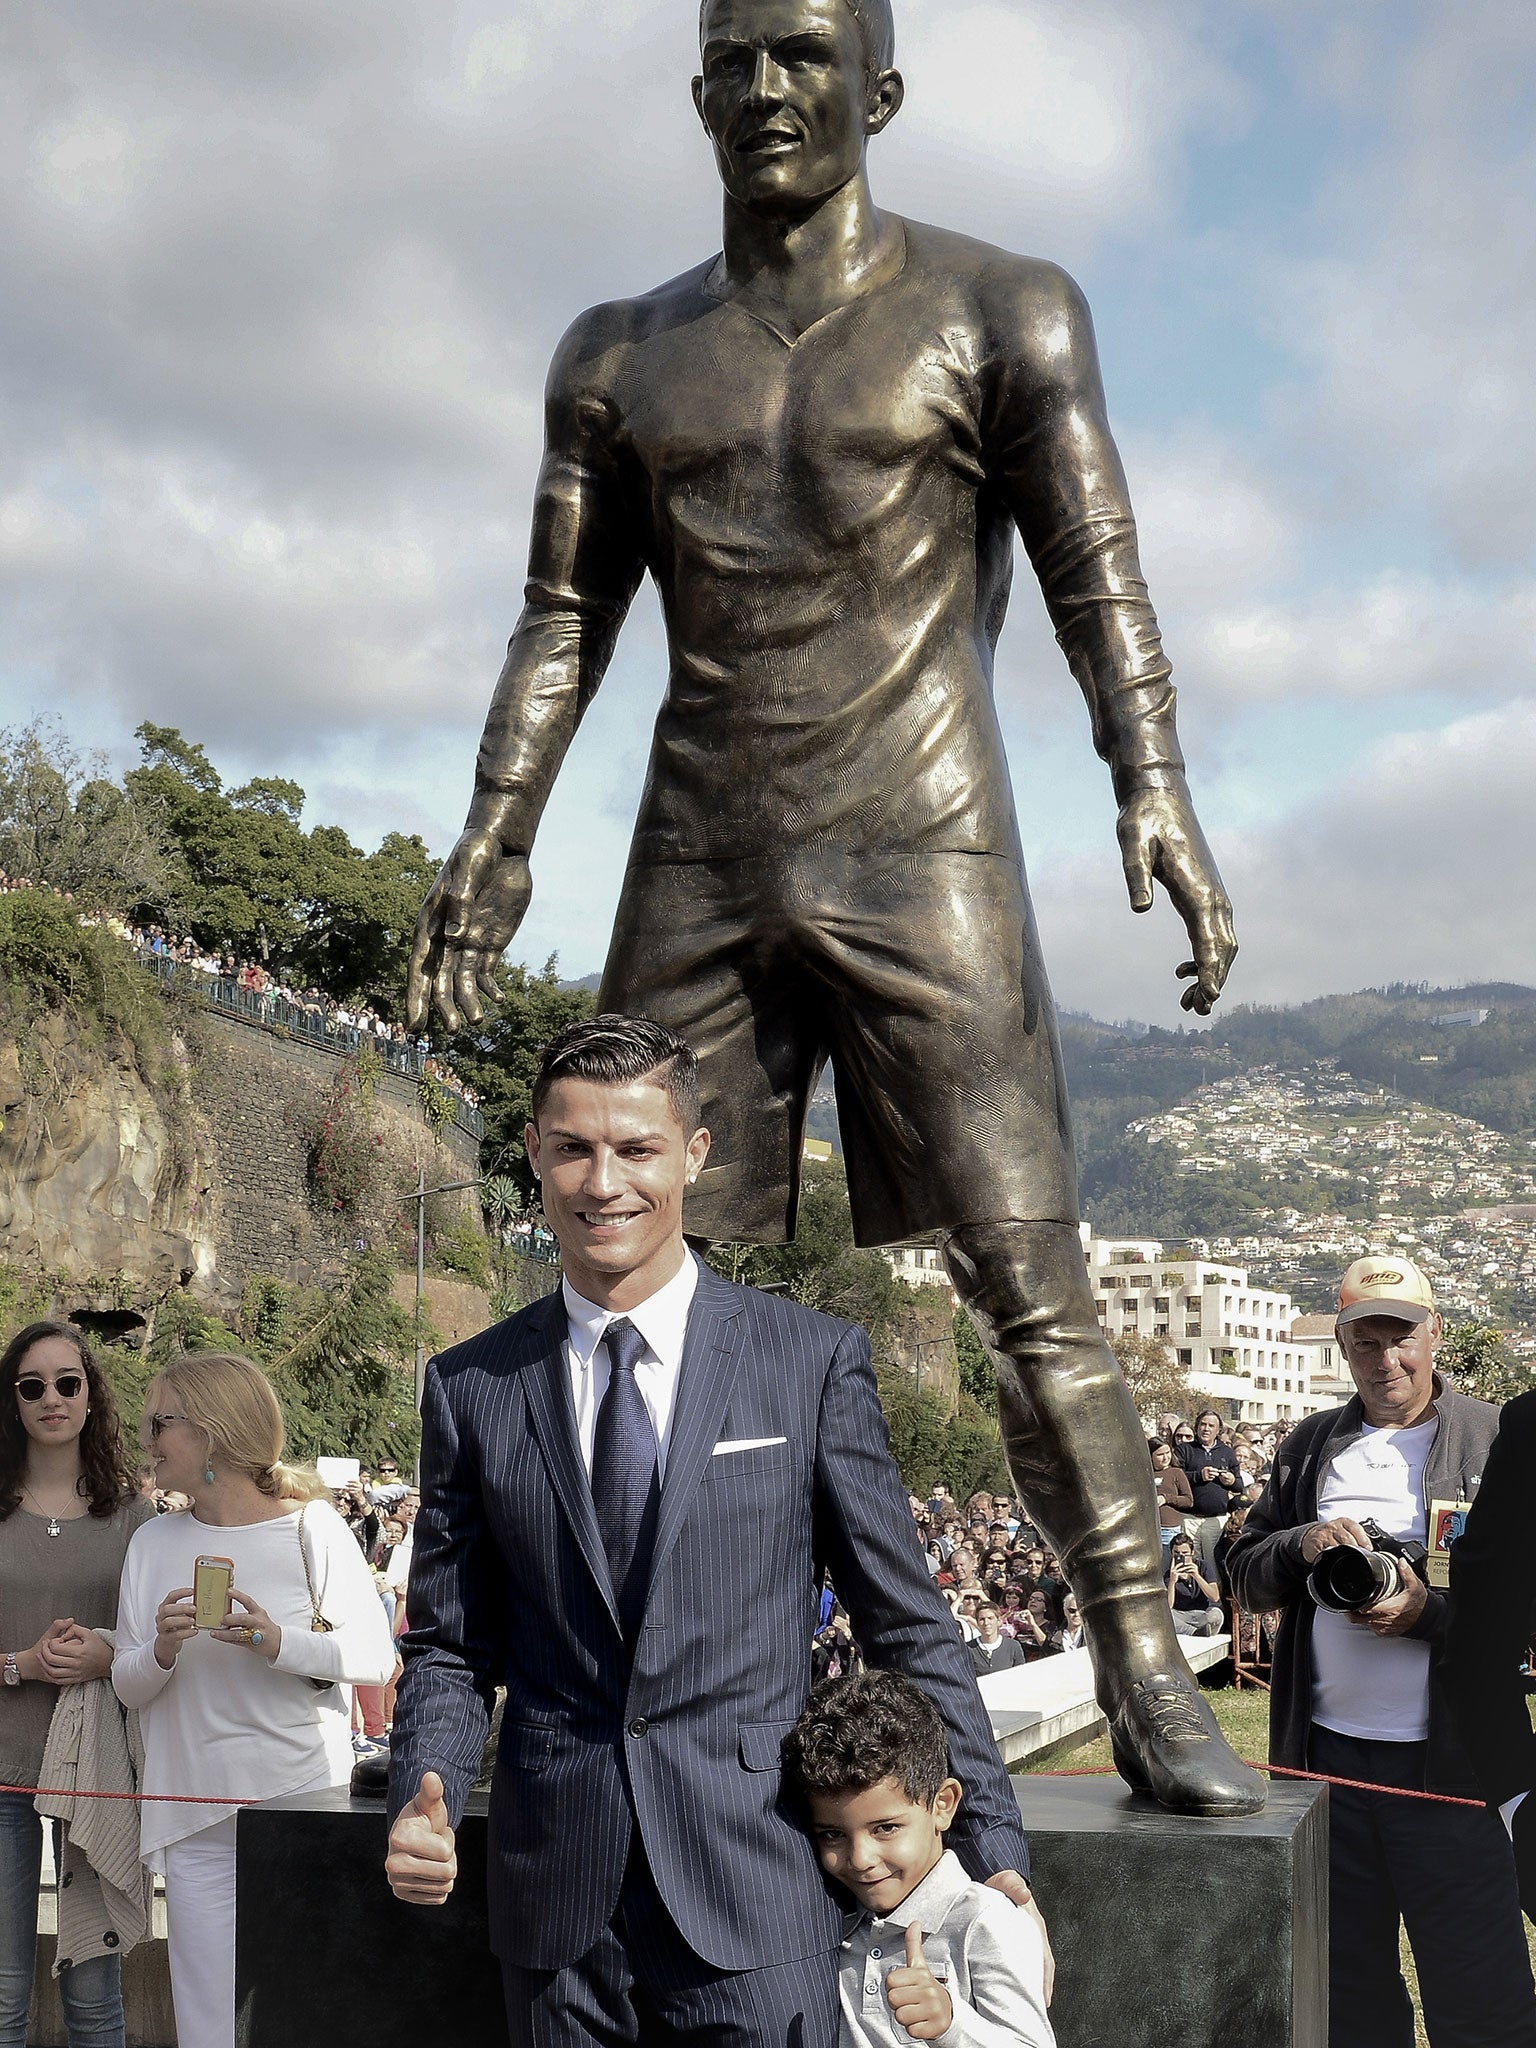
[783,1670,1055,2048]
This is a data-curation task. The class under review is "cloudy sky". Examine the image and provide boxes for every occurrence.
[3,0,1533,1025]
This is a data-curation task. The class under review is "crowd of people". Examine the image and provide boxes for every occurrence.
[0,865,481,1117]
[891,1415,1278,1680]
[0,870,77,905]
[122,922,481,1112]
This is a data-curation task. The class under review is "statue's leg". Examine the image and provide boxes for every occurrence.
[942,1218,1266,1817]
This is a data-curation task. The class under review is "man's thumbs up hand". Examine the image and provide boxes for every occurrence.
[385,1769,458,1905]
[883,1923,953,2040]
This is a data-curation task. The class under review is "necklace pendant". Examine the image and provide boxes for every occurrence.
[46,1518,60,1537]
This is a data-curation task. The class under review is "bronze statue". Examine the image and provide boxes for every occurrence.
[409,0,1262,1816]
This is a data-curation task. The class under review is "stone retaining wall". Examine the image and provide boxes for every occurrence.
[188,1009,480,1297]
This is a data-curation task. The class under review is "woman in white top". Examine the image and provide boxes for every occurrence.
[113,1353,396,2048]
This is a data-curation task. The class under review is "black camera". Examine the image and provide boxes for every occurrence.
[1308,1519,1430,1614]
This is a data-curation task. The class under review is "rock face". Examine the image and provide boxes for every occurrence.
[0,1003,480,1309]
[0,1009,214,1297]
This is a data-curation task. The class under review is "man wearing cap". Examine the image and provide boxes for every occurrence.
[1228,1256,1535,2048]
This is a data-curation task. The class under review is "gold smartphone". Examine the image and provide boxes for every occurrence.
[193,1555,235,1631]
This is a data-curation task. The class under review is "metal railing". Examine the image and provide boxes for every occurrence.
[135,948,485,1142]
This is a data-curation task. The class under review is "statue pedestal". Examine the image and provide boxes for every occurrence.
[235,1778,1326,2047]
[1013,1774,1326,2047]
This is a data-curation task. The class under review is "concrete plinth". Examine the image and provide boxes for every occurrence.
[236,1777,1326,2048]
[1015,1775,1327,2048]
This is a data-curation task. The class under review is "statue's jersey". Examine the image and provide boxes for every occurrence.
[510,218,1181,867]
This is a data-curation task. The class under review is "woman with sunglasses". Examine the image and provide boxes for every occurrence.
[112,1352,395,2048]
[0,1321,149,2048]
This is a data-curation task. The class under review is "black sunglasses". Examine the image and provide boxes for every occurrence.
[16,1373,85,1402]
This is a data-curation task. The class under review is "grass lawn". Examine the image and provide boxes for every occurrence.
[1013,1681,1535,2048]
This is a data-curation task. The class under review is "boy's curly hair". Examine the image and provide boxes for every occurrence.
[782,1670,950,1807]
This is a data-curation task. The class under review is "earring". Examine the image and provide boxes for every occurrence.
[204,1463,216,1485]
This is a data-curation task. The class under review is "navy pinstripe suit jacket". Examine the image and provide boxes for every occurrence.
[387,1257,1028,1972]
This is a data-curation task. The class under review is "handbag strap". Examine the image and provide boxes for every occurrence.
[294,1502,331,1630]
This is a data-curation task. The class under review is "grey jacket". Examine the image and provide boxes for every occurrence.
[1226,1378,1499,1795]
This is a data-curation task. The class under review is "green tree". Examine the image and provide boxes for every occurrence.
[954,1308,996,1405]
[0,719,183,911]
[1439,1322,1536,1406]
[256,1251,421,1465]
[1109,1329,1193,1422]
[441,959,596,1190]
[124,725,443,1016]
[134,1255,423,1468]
[706,1157,906,1351]
[874,1373,950,1495]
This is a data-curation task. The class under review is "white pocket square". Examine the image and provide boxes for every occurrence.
[712,1436,788,1455]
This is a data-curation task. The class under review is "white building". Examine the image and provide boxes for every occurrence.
[882,1226,1350,1423]
[887,1244,953,1294]
[1083,1227,1338,1425]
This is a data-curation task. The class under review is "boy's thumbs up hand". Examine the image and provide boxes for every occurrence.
[385,1769,458,1905]
[884,1923,953,2040]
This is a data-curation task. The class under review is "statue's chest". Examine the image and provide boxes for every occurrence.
[618,298,984,511]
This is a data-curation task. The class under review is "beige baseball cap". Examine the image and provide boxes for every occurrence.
[1336,1255,1436,1329]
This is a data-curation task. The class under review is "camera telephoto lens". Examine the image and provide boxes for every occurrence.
[1309,1545,1398,1613]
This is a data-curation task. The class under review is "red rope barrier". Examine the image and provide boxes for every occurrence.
[1264,1763,1486,1809]
[0,1782,255,1805]
[0,1764,1491,1812]
[1024,1760,1487,1809]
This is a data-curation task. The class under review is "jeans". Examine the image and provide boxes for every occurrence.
[0,1791,125,2048]
[1172,1603,1224,1636]
[1310,1726,1536,2048]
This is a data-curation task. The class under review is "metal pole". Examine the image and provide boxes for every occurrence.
[414,1166,426,1412]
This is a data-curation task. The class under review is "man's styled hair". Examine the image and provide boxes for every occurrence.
[531,1014,701,1133]
[699,0,895,73]
[782,1670,949,1806]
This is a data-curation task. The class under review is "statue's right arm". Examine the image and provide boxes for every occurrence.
[409,309,645,1031]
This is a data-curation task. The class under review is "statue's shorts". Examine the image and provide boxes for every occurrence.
[599,848,1080,1248]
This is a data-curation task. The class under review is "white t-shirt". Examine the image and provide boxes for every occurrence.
[1311,1417,1436,1744]
[113,1501,398,1865]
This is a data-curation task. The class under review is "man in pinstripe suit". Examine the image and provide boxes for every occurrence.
[385,1017,1038,2046]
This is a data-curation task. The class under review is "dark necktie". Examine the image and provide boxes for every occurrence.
[592,1318,660,1642]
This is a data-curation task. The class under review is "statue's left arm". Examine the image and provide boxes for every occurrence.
[985,264,1236,1014]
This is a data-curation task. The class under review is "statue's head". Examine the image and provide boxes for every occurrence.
[694,0,904,217]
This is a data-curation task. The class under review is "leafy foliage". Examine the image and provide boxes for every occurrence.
[439,959,595,1189]
[706,1157,907,1346]
[300,1059,388,1218]
[0,719,184,912]
[122,724,438,1016]
[873,1377,1011,1496]
[954,1307,997,1405]
[1108,1329,1193,1421]
[1438,1321,1536,1406]
[432,1217,493,1290]
[133,1255,421,1462]
[0,890,171,1086]
[258,1251,422,1464]
[705,1160,1012,1490]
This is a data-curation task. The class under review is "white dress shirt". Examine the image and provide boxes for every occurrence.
[563,1252,700,1481]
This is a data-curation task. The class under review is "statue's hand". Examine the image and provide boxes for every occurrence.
[407,830,532,1035]
[1117,782,1236,1016]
